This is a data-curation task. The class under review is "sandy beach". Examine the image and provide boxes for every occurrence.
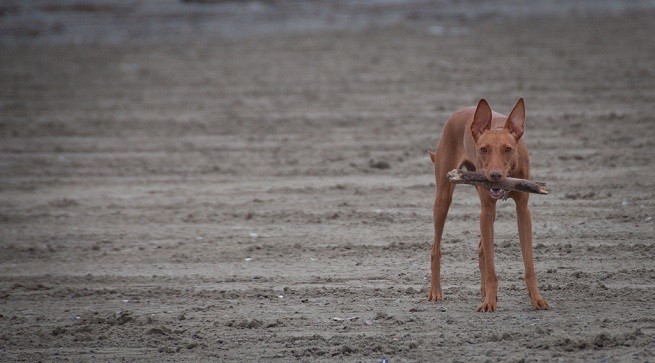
[1,1,654,361]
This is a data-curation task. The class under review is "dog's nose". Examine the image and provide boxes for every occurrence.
[489,170,502,181]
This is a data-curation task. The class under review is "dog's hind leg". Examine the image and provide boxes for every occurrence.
[427,148,457,302]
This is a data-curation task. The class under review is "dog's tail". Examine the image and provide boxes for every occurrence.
[427,149,436,164]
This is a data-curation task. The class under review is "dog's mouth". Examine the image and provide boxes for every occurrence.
[489,188,505,200]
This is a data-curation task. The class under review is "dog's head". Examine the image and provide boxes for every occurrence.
[470,98,526,198]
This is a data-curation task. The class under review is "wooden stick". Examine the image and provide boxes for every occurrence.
[447,169,548,195]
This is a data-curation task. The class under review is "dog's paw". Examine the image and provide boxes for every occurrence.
[530,296,550,310]
[477,299,497,312]
[427,288,443,302]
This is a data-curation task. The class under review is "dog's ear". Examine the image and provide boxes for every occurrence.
[428,149,436,164]
[505,98,525,140]
[471,99,492,140]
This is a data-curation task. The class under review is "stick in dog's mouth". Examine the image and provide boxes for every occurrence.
[446,169,548,195]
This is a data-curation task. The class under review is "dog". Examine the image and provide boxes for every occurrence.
[427,98,549,312]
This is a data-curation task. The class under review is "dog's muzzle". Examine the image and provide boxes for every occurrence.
[489,188,509,200]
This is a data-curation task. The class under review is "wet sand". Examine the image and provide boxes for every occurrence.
[1,3,655,361]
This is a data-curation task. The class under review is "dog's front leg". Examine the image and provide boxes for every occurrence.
[477,207,495,300]
[513,193,550,309]
[478,189,498,312]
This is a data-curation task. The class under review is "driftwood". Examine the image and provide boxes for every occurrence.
[447,169,548,195]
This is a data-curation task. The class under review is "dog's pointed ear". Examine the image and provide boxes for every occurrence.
[505,98,525,140]
[471,99,492,140]
[428,149,436,164]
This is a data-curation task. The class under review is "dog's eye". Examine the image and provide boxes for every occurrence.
[480,147,487,154]
[505,147,513,153]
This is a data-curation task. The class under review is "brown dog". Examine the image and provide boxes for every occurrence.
[427,98,549,312]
